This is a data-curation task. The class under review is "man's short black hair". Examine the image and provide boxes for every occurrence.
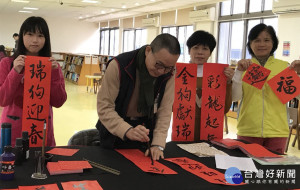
[13,33,19,37]
[186,30,216,53]
[246,23,278,57]
[150,33,180,55]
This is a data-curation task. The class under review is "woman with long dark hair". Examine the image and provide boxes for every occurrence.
[0,16,67,146]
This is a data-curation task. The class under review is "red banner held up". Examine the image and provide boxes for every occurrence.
[22,56,52,147]
[267,67,300,104]
[200,63,227,141]
[172,63,197,141]
[242,63,271,89]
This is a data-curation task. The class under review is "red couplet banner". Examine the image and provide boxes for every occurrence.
[22,56,52,147]
[165,157,245,186]
[172,63,197,141]
[200,63,228,141]
[116,149,177,174]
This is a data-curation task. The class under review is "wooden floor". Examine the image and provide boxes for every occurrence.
[1,80,299,157]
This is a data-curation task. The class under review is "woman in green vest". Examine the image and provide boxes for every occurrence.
[232,23,300,154]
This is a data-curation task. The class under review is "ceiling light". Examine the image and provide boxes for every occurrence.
[81,0,98,3]
[23,7,38,10]
[150,0,156,2]
[11,0,30,3]
[121,5,126,9]
[18,10,32,13]
[101,10,106,14]
[111,8,115,11]
[135,2,140,6]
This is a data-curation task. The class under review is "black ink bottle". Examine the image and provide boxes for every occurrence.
[14,138,23,165]
[22,131,29,160]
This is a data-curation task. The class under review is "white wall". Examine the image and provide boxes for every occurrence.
[276,13,300,63]
[146,27,159,44]
[0,13,99,54]
[195,21,216,63]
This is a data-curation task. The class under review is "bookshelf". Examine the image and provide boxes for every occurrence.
[62,53,85,84]
[52,52,65,68]
[56,52,113,85]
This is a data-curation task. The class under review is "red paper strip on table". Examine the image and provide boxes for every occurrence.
[211,139,282,158]
[116,149,177,174]
[200,63,228,141]
[242,63,271,89]
[22,56,52,147]
[61,180,103,190]
[165,157,245,186]
[267,67,300,104]
[172,63,197,141]
[46,148,79,156]
[19,184,59,190]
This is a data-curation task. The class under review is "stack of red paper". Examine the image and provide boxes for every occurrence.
[47,161,92,175]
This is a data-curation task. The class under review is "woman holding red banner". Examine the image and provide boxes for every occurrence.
[0,16,67,147]
[232,23,300,154]
[186,30,234,141]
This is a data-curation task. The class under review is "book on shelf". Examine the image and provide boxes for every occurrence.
[77,57,84,65]
[62,61,67,70]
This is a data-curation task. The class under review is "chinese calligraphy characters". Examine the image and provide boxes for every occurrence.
[22,56,52,147]
[200,63,228,141]
[172,63,197,141]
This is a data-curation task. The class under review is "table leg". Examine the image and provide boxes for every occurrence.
[90,78,93,93]
[86,78,89,92]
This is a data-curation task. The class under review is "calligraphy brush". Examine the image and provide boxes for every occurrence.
[148,141,154,165]
[143,122,154,165]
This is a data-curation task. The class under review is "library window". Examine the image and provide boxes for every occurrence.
[123,29,147,53]
[135,29,147,49]
[100,28,119,56]
[217,0,277,65]
[162,25,193,63]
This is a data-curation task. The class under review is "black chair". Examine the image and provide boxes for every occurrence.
[68,129,100,146]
